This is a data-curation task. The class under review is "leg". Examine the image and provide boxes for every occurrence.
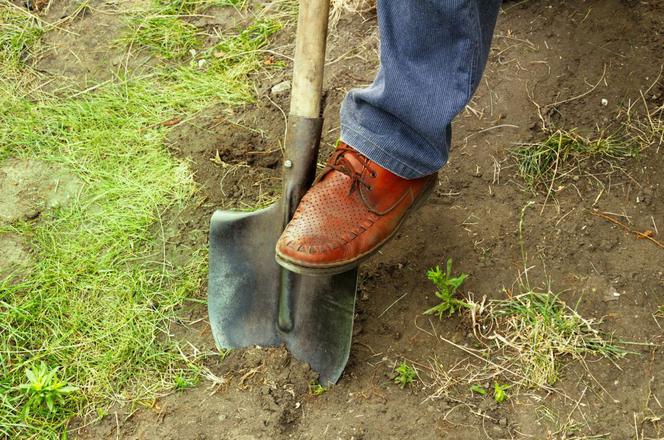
[341,0,501,178]
[276,0,501,274]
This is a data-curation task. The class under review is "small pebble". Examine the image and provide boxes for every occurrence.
[271,80,291,96]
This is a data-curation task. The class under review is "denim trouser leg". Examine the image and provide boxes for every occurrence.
[340,0,501,179]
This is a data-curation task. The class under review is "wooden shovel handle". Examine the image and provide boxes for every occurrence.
[289,0,330,118]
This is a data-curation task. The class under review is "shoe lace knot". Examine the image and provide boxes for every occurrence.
[323,146,376,195]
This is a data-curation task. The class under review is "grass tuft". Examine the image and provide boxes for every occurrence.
[482,290,625,387]
[622,83,664,153]
[123,15,202,59]
[421,287,626,405]
[0,5,43,72]
[511,129,638,191]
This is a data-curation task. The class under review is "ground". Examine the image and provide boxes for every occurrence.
[1,0,663,439]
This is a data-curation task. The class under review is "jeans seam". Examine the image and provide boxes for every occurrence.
[469,0,481,98]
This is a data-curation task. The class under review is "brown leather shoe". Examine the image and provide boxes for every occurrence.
[275,143,437,275]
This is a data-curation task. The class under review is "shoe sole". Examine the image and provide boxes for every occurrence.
[275,177,437,276]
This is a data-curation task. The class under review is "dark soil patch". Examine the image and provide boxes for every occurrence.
[22,0,664,438]
[166,99,287,211]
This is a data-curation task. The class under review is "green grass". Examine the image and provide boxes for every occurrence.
[0,78,209,437]
[511,129,638,191]
[0,5,43,72]
[0,1,285,437]
[121,0,262,60]
[123,15,202,59]
[156,0,245,15]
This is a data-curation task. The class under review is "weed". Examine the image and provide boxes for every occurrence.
[424,258,470,318]
[511,129,638,191]
[174,375,195,391]
[393,361,417,389]
[656,306,664,318]
[218,348,232,360]
[493,382,510,403]
[308,381,329,396]
[470,384,487,395]
[17,363,79,417]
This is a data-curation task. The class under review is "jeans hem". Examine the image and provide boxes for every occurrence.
[340,124,443,179]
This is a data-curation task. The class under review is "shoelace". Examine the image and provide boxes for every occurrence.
[321,146,377,195]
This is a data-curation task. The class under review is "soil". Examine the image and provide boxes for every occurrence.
[5,0,664,438]
[0,158,82,282]
[0,158,83,225]
[0,233,33,283]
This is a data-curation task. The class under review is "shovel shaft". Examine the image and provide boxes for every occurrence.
[290,0,330,118]
[278,0,331,339]
[282,0,330,221]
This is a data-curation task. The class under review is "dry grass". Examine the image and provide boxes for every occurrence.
[329,0,374,28]
[421,204,626,403]
[620,72,664,154]
[474,290,625,387]
[420,287,625,402]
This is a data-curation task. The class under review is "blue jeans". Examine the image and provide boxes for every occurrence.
[340,0,501,179]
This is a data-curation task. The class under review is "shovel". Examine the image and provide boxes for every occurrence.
[208,0,358,386]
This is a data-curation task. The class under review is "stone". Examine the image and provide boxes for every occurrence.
[271,80,291,96]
